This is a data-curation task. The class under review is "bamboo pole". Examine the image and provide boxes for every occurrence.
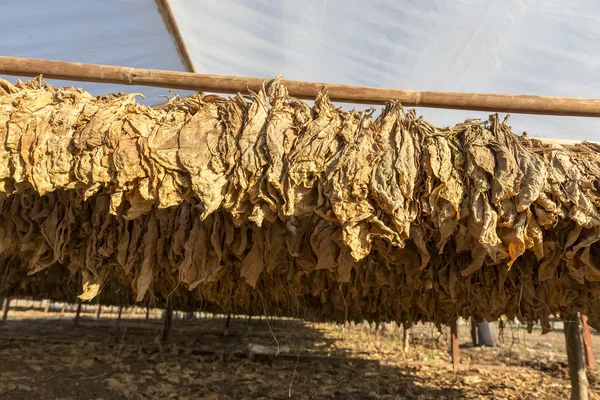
[1,296,10,321]
[162,299,173,343]
[564,313,589,400]
[470,318,478,347]
[450,320,459,370]
[402,323,410,352]
[1,56,600,117]
[74,301,82,325]
[224,314,231,337]
[155,0,195,73]
[530,137,600,150]
[117,305,124,326]
[580,314,596,373]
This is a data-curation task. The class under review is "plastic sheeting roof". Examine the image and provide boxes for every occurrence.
[0,1,597,140]
[169,0,600,140]
[0,0,191,104]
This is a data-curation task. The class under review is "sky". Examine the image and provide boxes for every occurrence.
[1,0,599,140]
[0,0,191,104]
[170,0,600,140]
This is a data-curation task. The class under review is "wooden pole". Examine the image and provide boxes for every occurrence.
[450,320,459,369]
[155,0,195,73]
[1,296,10,321]
[1,56,600,117]
[580,314,596,373]
[224,314,231,336]
[402,324,410,352]
[74,301,82,325]
[162,300,173,343]
[470,318,478,347]
[117,305,124,325]
[564,313,589,400]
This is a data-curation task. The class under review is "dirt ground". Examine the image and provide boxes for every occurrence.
[0,301,598,399]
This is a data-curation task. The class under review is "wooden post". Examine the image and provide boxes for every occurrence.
[1,296,10,321]
[145,306,150,321]
[564,313,589,400]
[451,320,459,369]
[74,301,82,325]
[95,304,102,319]
[161,300,173,343]
[155,0,195,73]
[117,305,124,325]
[580,314,596,373]
[2,56,600,117]
[470,318,478,346]
[224,314,231,336]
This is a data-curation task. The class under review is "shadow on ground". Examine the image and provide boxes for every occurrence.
[0,316,467,399]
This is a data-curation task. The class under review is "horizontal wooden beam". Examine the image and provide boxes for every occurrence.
[532,137,599,148]
[1,56,600,117]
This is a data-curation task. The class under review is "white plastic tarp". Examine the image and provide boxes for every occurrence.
[169,0,600,140]
[0,0,191,104]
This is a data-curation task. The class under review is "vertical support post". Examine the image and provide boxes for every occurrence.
[145,305,150,321]
[74,301,82,325]
[451,320,459,370]
[117,305,124,325]
[580,314,596,373]
[95,304,102,319]
[564,313,589,400]
[1,296,11,321]
[470,317,478,347]
[161,299,173,343]
[247,305,253,332]
[224,314,231,336]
